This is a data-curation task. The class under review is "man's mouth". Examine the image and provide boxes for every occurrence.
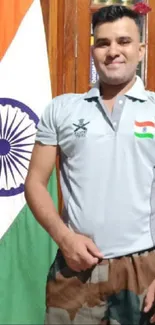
[105,61,125,68]
[106,61,124,65]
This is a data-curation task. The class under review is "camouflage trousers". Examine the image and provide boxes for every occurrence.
[45,247,155,324]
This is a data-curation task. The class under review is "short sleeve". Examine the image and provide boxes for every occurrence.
[35,99,57,145]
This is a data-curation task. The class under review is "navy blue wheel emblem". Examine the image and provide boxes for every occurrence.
[0,98,39,197]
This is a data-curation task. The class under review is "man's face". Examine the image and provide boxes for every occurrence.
[92,17,145,85]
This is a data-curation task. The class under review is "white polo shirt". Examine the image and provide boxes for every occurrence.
[36,76,155,258]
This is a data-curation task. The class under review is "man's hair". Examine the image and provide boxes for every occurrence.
[92,5,143,34]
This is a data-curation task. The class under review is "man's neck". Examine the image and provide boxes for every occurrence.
[100,76,136,100]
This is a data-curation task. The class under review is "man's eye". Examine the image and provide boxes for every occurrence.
[119,40,131,45]
[96,43,109,47]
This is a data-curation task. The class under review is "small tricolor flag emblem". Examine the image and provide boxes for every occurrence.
[134,121,155,139]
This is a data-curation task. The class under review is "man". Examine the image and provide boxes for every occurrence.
[25,5,155,325]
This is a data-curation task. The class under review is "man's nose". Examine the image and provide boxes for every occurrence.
[107,43,120,57]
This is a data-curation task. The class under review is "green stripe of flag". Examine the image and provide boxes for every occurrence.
[0,171,58,324]
[134,132,154,139]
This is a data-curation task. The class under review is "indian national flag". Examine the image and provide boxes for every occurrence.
[134,121,155,139]
[0,1,58,324]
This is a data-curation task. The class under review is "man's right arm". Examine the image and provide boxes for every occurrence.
[25,142,103,271]
[25,96,103,271]
[24,142,71,246]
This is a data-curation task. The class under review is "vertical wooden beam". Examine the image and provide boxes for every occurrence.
[63,0,76,93]
[48,0,58,97]
[146,0,155,91]
[57,0,65,95]
[76,0,90,93]
[40,0,49,45]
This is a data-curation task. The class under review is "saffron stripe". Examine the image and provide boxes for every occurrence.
[134,132,154,139]
[0,0,33,60]
[135,121,155,127]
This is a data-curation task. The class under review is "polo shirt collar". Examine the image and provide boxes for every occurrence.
[125,76,147,101]
[84,76,147,101]
[84,80,100,99]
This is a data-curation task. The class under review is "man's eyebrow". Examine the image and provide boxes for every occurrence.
[118,36,133,41]
[94,38,110,44]
[94,37,110,46]
[95,36,133,43]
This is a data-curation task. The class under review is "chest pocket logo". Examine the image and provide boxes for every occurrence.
[73,119,90,138]
[134,120,155,139]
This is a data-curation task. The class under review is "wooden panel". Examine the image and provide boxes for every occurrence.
[48,0,58,97]
[40,0,49,45]
[146,0,155,91]
[40,0,65,97]
[63,0,76,93]
[57,0,65,95]
[76,0,91,93]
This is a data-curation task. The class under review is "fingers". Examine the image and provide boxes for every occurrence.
[75,248,100,271]
[66,248,99,272]
[144,281,155,313]
[63,234,104,272]
[86,239,104,259]
[144,294,154,313]
[150,315,155,324]
[68,257,96,272]
[79,251,98,269]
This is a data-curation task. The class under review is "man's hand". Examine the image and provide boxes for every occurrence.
[59,232,104,272]
[144,279,155,323]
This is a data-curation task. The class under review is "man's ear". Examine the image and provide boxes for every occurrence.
[139,43,146,62]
